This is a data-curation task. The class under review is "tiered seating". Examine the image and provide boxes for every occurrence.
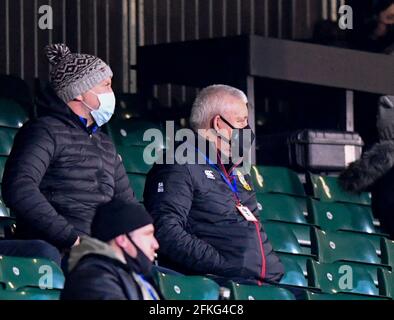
[251,166,314,288]
[250,166,393,300]
[0,255,64,300]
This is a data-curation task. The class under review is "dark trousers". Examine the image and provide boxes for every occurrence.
[0,239,62,266]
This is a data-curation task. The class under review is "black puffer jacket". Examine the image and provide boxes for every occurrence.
[1,85,134,249]
[143,137,284,284]
[61,237,159,300]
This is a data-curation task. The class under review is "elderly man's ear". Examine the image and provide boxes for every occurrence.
[212,115,222,131]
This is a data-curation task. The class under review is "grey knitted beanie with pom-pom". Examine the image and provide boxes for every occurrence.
[44,43,113,103]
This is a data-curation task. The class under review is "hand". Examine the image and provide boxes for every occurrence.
[72,236,80,247]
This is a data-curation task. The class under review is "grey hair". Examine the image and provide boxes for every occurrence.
[189,84,248,131]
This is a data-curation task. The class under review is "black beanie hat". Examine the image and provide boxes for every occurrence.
[91,199,153,242]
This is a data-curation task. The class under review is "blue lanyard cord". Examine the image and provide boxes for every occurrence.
[137,274,158,300]
[195,148,240,201]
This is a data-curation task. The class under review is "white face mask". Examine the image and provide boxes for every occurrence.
[82,90,116,127]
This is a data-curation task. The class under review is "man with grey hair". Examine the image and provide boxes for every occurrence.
[144,84,284,286]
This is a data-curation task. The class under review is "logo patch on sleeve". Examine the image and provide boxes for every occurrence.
[204,170,216,180]
[157,182,164,192]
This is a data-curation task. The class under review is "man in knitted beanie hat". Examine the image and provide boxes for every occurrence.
[61,199,160,300]
[1,44,135,257]
[46,43,115,127]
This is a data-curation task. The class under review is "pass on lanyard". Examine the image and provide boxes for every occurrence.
[196,148,258,222]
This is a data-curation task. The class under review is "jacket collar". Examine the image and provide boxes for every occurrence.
[35,83,101,134]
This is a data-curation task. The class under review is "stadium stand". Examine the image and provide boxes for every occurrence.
[0,93,393,300]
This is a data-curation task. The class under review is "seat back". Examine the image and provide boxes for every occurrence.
[155,272,220,300]
[264,221,313,255]
[307,260,379,296]
[279,255,308,287]
[308,199,376,234]
[378,269,394,299]
[0,287,61,300]
[305,291,384,300]
[0,98,28,129]
[308,173,371,205]
[250,166,306,196]
[107,118,166,147]
[381,238,394,269]
[0,255,64,291]
[264,222,305,255]
[127,173,146,202]
[0,157,7,183]
[228,281,295,300]
[312,229,381,265]
[257,193,308,224]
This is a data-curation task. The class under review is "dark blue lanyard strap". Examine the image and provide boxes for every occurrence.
[195,148,240,201]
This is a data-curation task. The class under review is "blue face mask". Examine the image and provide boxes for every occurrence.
[82,90,116,127]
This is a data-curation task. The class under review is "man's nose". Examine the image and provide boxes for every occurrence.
[153,238,159,250]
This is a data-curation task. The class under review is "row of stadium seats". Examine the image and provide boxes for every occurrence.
[0,254,392,300]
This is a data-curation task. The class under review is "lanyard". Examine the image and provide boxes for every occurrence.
[196,148,240,204]
[136,274,159,300]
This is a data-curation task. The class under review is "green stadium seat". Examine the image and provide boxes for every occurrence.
[307,260,380,296]
[264,221,313,255]
[308,199,377,234]
[0,98,28,129]
[0,287,60,300]
[0,255,64,291]
[378,269,393,299]
[264,222,305,255]
[0,217,16,239]
[308,173,371,205]
[0,198,9,217]
[118,144,163,175]
[277,253,311,279]
[0,127,17,156]
[228,281,296,300]
[0,188,10,217]
[256,193,309,224]
[127,173,146,202]
[250,166,306,196]
[0,156,6,182]
[155,272,220,300]
[305,291,386,300]
[311,229,382,266]
[278,255,308,287]
[381,238,394,269]
[107,118,166,147]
